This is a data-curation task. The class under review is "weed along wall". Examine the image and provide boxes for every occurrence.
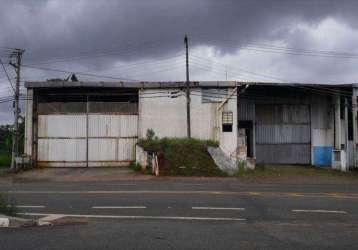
[136,136,226,176]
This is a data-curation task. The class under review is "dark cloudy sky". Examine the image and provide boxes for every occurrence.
[1,0,358,123]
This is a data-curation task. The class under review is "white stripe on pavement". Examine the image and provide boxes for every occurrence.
[292,209,347,214]
[17,212,246,221]
[192,207,245,211]
[15,205,46,208]
[92,206,146,209]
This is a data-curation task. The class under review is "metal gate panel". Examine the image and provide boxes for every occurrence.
[118,138,137,161]
[88,138,117,161]
[255,104,311,164]
[37,138,86,162]
[37,114,138,167]
[38,115,86,138]
[88,115,138,137]
[256,144,311,164]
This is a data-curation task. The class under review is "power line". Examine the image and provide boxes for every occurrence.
[22,64,141,82]
[0,58,15,93]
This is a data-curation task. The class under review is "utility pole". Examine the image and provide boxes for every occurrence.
[10,49,24,170]
[184,34,191,138]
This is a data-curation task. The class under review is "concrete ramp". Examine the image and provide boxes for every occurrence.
[207,147,237,175]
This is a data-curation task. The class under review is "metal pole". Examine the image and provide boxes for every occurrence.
[184,34,191,138]
[10,49,24,170]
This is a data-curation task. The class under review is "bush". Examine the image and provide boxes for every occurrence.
[0,153,11,168]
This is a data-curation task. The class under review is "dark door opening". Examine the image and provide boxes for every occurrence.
[238,120,253,158]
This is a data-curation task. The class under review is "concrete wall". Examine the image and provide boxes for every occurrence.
[139,88,237,158]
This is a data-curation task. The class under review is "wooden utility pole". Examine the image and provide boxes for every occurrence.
[184,34,191,138]
[10,49,24,170]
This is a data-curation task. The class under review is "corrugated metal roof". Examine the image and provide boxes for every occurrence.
[25,81,238,88]
[24,80,354,89]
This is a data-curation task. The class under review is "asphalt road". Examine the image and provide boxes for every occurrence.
[1,179,358,249]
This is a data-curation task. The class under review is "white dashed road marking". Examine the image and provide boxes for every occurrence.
[192,207,245,211]
[17,212,246,221]
[16,205,46,208]
[92,206,146,209]
[292,209,347,214]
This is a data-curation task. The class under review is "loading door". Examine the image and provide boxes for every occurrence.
[36,92,138,167]
[255,104,311,164]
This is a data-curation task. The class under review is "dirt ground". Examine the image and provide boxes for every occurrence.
[1,165,358,184]
[1,167,154,182]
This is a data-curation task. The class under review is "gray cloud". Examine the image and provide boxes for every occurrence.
[1,0,358,122]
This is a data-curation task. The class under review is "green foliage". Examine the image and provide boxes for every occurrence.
[233,164,358,179]
[146,129,156,141]
[0,195,17,216]
[138,136,223,176]
[129,161,142,172]
[0,153,11,168]
[0,120,25,168]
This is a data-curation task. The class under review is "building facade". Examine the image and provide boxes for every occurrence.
[24,81,357,171]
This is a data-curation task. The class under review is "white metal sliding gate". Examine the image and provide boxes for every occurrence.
[37,114,137,167]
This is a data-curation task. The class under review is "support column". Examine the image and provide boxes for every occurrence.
[334,95,341,150]
[344,98,349,172]
[352,88,358,168]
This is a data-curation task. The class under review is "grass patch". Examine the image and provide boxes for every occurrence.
[138,137,225,177]
[0,195,16,216]
[0,153,11,168]
[234,164,358,179]
[129,162,142,172]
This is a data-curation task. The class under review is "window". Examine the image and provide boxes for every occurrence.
[222,111,233,132]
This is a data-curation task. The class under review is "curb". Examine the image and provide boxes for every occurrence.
[0,214,37,228]
[0,213,88,228]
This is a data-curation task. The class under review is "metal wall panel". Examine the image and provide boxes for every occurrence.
[88,138,117,161]
[37,138,86,162]
[88,115,138,138]
[256,125,310,144]
[348,140,354,167]
[256,144,311,164]
[255,104,311,164]
[119,115,138,137]
[38,114,138,167]
[38,115,86,138]
[88,115,121,137]
[238,99,255,120]
[118,138,137,161]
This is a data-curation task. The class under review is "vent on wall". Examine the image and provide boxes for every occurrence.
[222,111,233,132]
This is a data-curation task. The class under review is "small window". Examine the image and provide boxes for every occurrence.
[222,111,233,132]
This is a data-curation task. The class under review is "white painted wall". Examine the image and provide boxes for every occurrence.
[139,88,238,159]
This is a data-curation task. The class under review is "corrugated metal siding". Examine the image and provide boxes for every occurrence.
[256,144,311,164]
[348,140,354,167]
[238,99,255,120]
[37,114,137,167]
[256,125,310,144]
[255,104,311,164]
[38,115,86,138]
[88,115,137,137]
[311,95,332,129]
[38,138,86,162]
[118,138,136,160]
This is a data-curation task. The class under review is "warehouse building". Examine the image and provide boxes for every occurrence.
[24,81,357,171]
